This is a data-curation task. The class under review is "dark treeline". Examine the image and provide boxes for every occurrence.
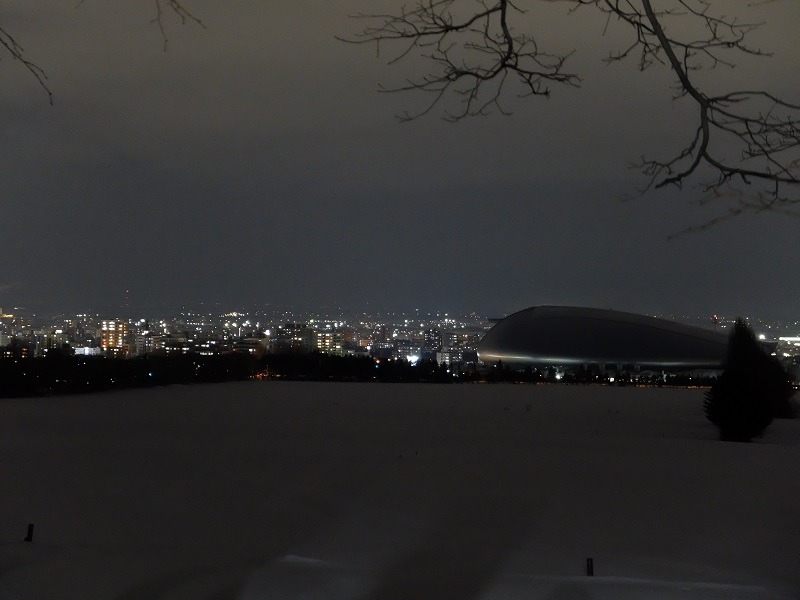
[484,362,719,387]
[0,352,467,397]
[0,351,259,398]
[0,351,723,399]
[259,353,459,383]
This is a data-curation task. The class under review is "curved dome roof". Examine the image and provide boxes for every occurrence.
[478,306,727,369]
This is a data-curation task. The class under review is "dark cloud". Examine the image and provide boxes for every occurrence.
[1,1,798,319]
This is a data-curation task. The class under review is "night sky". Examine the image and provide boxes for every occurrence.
[2,1,798,319]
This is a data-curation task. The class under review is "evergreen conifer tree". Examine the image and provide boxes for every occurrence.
[704,319,794,442]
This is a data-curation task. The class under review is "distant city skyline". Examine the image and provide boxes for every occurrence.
[2,300,798,337]
[3,300,800,386]
[2,279,800,324]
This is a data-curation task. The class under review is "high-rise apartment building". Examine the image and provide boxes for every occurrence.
[315,330,344,356]
[100,320,129,355]
[423,328,442,351]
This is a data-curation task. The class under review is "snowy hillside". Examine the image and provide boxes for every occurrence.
[1,382,798,599]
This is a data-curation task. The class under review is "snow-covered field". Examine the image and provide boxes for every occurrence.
[1,382,798,599]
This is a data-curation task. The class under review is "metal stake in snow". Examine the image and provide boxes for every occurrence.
[24,524,34,542]
[586,557,594,576]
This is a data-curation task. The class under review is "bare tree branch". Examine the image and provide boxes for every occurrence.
[1,1,204,102]
[345,0,800,218]
[339,1,581,121]
[150,0,205,51]
[631,0,799,207]
[0,23,52,104]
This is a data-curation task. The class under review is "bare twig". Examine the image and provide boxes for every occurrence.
[339,1,581,121]
[346,0,800,218]
[2,1,205,102]
[0,23,52,104]
[151,0,205,51]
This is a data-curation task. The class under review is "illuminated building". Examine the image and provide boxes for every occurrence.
[100,319,129,356]
[315,331,344,356]
[33,329,70,356]
[233,338,268,355]
[423,328,442,351]
[271,323,314,352]
[394,338,419,361]
[478,306,728,371]
[134,333,158,356]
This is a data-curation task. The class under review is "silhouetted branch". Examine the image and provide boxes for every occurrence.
[2,1,204,102]
[0,23,51,104]
[151,0,205,51]
[346,0,800,216]
[339,1,581,121]
[631,0,799,209]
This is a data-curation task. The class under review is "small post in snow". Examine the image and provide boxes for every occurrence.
[24,524,34,542]
[586,557,594,576]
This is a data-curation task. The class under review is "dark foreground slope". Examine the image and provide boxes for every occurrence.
[1,382,798,599]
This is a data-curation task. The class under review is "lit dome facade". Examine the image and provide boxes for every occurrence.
[478,306,727,370]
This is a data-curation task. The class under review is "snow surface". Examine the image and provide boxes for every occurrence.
[1,382,798,599]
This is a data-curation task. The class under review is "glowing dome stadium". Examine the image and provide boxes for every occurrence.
[478,306,727,370]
